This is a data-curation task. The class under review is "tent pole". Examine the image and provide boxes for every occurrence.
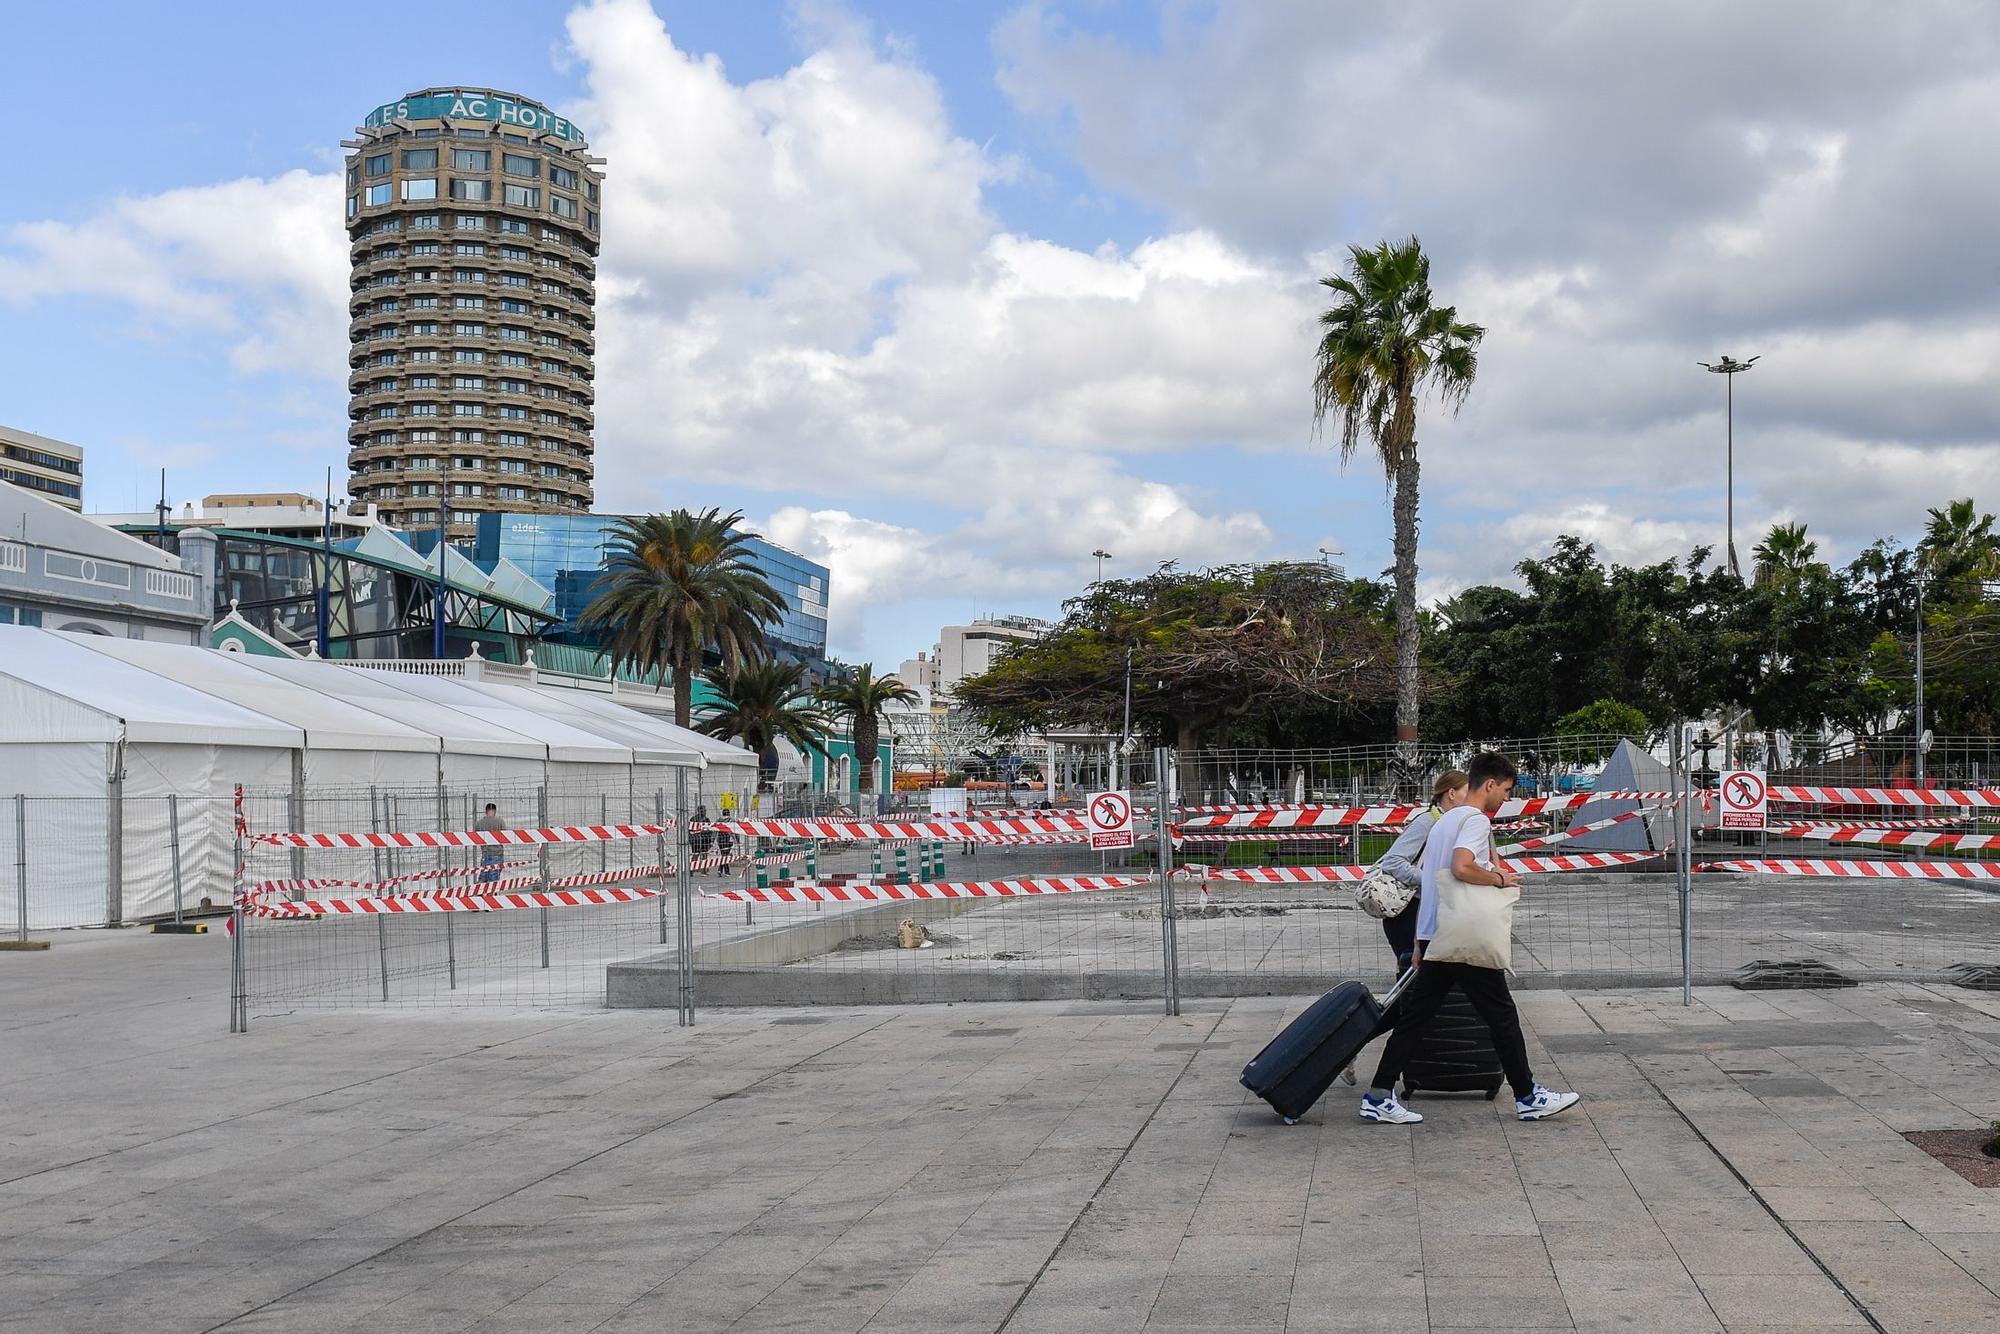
[106,738,125,928]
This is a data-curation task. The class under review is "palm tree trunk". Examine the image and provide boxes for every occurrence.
[855,714,878,793]
[673,652,693,730]
[1391,450,1422,745]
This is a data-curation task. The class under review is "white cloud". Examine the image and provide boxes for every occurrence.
[0,170,347,378]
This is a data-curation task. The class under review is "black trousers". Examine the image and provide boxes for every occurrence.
[1369,960,1535,1101]
[1381,897,1419,972]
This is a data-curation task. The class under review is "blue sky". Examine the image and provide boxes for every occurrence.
[5,1,1996,667]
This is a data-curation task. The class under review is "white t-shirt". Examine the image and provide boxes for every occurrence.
[1416,805,1494,942]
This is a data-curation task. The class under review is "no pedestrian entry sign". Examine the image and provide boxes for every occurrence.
[1719,769,1769,831]
[1086,789,1136,850]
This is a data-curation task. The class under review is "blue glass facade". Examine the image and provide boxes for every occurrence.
[472,511,829,663]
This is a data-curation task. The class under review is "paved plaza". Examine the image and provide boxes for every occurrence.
[4,931,2000,1332]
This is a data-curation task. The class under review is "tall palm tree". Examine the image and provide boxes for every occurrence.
[816,664,918,795]
[1752,521,1820,589]
[1919,498,2000,588]
[1312,237,1484,746]
[696,660,829,790]
[578,509,784,727]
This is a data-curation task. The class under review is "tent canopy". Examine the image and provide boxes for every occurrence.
[0,628,302,749]
[463,681,704,768]
[526,686,756,776]
[358,669,640,766]
[230,656,545,761]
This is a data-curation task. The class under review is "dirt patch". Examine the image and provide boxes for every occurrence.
[834,929,966,953]
[1904,1129,2000,1187]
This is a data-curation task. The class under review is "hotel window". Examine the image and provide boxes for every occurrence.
[408,328,439,341]
[409,457,439,471]
[498,434,527,449]
[500,245,530,261]
[499,299,529,314]
[409,403,440,417]
[411,214,441,230]
[499,486,528,501]
[410,296,438,309]
[585,181,599,204]
[450,178,491,201]
[364,183,391,207]
[539,490,560,505]
[502,153,539,178]
[549,165,578,190]
[409,375,438,388]
[455,214,486,230]
[501,352,530,368]
[585,209,599,231]
[454,242,485,256]
[365,153,391,178]
[452,483,484,497]
[409,483,436,497]
[550,194,578,220]
[498,218,529,236]
[346,195,359,219]
[499,326,529,342]
[411,241,441,255]
[452,431,485,444]
[454,376,486,389]
[499,406,528,421]
[372,405,400,419]
[409,429,438,443]
[453,322,486,336]
[540,385,562,400]
[503,184,540,209]
[401,178,439,201]
[454,296,485,310]
[401,148,438,170]
[499,378,529,394]
[500,273,530,288]
[452,148,491,171]
[453,404,485,417]
[454,349,485,363]
[453,456,483,469]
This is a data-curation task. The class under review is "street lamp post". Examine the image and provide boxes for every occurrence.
[433,496,450,660]
[1698,354,1759,578]
[1091,549,1111,583]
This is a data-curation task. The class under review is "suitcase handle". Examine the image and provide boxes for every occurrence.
[1380,963,1420,1008]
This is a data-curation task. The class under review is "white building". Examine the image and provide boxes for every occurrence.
[0,480,207,642]
[897,615,1049,703]
[89,492,386,543]
[0,424,84,512]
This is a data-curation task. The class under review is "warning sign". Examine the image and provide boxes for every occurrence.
[1719,769,1768,831]
[1086,789,1135,850]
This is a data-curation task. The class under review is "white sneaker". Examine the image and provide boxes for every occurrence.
[1515,1085,1580,1121]
[1359,1093,1422,1124]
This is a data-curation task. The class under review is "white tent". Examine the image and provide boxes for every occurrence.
[0,628,300,926]
[518,685,758,782]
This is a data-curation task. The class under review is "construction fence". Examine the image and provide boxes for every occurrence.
[186,736,2000,1029]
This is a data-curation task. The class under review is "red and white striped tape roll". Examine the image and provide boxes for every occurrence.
[1699,857,2000,880]
[1767,785,2000,809]
[1189,850,1662,884]
[709,873,1154,904]
[1765,827,2000,852]
[250,822,674,851]
[711,815,1090,842]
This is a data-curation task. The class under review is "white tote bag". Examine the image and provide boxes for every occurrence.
[1422,864,1518,971]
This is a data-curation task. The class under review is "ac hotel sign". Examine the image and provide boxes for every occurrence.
[364,92,584,144]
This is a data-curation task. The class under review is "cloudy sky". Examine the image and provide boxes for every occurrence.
[4,0,1994,665]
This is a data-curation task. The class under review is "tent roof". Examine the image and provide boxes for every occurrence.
[461,681,706,767]
[523,686,757,773]
[0,628,302,748]
[229,656,545,760]
[64,636,438,755]
[354,669,637,765]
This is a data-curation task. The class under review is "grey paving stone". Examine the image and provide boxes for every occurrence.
[1147,1275,1291,1327]
[1423,1271,1573,1327]
[1690,1273,1870,1327]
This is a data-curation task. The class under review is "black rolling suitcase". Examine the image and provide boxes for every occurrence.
[1241,971,1415,1124]
[1401,992,1504,1100]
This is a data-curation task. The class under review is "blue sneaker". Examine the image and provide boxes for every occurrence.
[1515,1085,1580,1121]
[1359,1092,1422,1124]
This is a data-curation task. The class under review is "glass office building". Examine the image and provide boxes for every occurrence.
[472,512,830,664]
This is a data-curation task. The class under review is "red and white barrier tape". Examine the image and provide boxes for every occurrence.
[1699,858,2000,881]
[1178,792,1673,832]
[711,815,1090,842]
[1183,850,1663,884]
[1496,805,1663,856]
[244,864,672,910]
[1767,785,2000,809]
[1176,829,1355,844]
[1759,828,2000,852]
[708,874,1155,905]
[250,822,674,851]
[249,882,665,918]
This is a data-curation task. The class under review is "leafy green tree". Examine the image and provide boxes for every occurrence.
[816,664,919,795]
[1312,237,1483,748]
[958,562,1398,754]
[1554,699,1652,763]
[578,509,784,727]
[697,660,829,789]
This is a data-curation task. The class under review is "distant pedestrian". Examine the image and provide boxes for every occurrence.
[1360,751,1581,1126]
[690,805,714,869]
[714,821,735,871]
[474,802,505,885]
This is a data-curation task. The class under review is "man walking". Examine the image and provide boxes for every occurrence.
[475,802,505,886]
[1359,751,1581,1125]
